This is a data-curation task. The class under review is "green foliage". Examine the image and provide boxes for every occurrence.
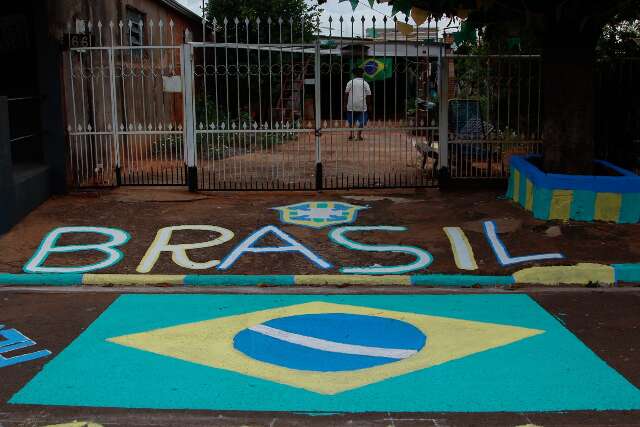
[207,0,321,42]
[407,0,640,52]
[195,95,253,128]
[598,19,640,57]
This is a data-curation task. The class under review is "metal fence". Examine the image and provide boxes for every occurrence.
[445,54,543,178]
[594,58,640,175]
[64,15,546,190]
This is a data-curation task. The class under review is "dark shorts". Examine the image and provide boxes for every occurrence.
[346,111,368,127]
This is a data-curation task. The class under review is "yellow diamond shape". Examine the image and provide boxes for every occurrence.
[107,302,544,395]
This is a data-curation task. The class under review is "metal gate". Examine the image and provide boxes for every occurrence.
[64,15,543,190]
[65,20,187,187]
[189,16,443,190]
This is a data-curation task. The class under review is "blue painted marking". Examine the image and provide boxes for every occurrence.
[233,329,398,371]
[483,221,564,266]
[411,274,515,287]
[184,275,295,286]
[0,326,51,368]
[265,313,426,350]
[233,313,426,372]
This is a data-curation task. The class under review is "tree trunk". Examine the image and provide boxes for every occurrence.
[542,54,595,173]
[542,25,602,174]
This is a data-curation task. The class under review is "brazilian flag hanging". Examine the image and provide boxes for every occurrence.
[358,58,393,81]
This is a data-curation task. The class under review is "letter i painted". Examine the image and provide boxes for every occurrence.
[443,227,478,271]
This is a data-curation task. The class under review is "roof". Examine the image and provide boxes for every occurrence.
[157,0,202,24]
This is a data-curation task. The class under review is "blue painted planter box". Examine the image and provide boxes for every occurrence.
[506,155,640,223]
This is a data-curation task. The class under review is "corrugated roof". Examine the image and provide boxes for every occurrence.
[157,0,202,23]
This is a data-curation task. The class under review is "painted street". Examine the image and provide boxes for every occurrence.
[1,289,640,426]
[1,189,640,288]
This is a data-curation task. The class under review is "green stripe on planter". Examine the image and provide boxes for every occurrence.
[619,193,640,224]
[411,274,515,287]
[184,275,295,286]
[532,187,552,219]
[570,190,596,221]
[0,273,84,286]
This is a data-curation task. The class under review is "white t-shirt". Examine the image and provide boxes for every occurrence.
[345,78,371,112]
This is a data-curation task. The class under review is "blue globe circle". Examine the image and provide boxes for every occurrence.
[363,60,379,75]
[233,313,426,372]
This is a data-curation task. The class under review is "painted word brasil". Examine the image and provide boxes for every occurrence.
[23,222,563,275]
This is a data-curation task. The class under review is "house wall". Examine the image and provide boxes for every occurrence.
[47,0,199,45]
[48,0,202,186]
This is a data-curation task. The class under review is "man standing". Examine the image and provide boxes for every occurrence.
[344,67,371,140]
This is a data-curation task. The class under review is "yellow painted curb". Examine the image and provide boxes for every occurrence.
[82,274,186,286]
[294,275,411,286]
[513,263,614,286]
[44,422,103,427]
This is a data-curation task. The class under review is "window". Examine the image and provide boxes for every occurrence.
[126,7,145,46]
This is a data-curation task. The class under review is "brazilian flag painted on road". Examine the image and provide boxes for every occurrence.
[10,294,640,412]
[358,57,393,81]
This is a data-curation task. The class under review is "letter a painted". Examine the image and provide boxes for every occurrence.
[24,226,130,274]
[218,225,331,270]
[483,220,564,266]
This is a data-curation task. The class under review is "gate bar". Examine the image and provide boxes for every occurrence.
[181,44,197,191]
[108,48,121,185]
[314,37,323,190]
[438,54,449,183]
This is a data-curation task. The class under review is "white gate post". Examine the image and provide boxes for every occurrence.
[314,38,323,190]
[108,48,121,185]
[181,43,197,191]
[438,53,449,182]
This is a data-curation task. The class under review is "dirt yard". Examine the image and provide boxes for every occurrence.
[1,186,639,277]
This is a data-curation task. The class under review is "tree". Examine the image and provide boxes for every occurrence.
[207,0,320,42]
[598,18,640,57]
[383,0,640,174]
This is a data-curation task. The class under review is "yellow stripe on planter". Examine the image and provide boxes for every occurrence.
[83,274,186,286]
[525,179,534,211]
[513,263,614,286]
[294,275,411,286]
[512,170,521,203]
[594,193,622,222]
[549,190,573,220]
